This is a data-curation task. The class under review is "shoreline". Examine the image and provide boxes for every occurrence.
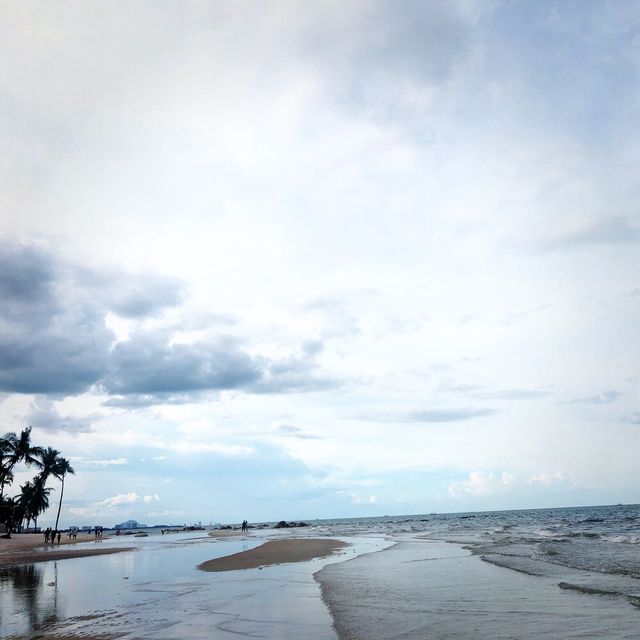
[198,537,349,572]
[0,533,134,567]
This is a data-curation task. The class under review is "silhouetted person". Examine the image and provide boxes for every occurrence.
[57,531,61,544]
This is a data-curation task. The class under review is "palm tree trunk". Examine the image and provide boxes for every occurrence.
[54,474,65,530]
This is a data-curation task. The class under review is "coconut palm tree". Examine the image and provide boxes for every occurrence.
[38,447,62,484]
[0,428,44,499]
[0,467,14,500]
[0,434,16,499]
[1,496,20,535]
[53,457,75,530]
[18,479,51,532]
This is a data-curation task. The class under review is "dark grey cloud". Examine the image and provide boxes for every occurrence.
[26,397,94,433]
[0,243,112,393]
[0,243,56,311]
[567,390,623,405]
[0,241,336,404]
[104,334,262,395]
[109,279,183,318]
[251,342,339,394]
[362,407,498,423]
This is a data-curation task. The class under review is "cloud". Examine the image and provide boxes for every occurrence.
[500,305,551,326]
[100,492,141,508]
[534,215,640,252]
[107,278,183,319]
[0,241,168,394]
[104,333,262,395]
[26,397,95,433]
[566,390,623,405]
[143,494,160,503]
[251,344,339,394]
[0,241,337,402]
[628,412,640,425]
[305,0,476,116]
[474,389,552,401]
[72,457,128,467]
[275,423,321,440]
[337,490,378,505]
[304,295,362,339]
[363,406,498,423]
[449,471,512,496]
[449,469,575,497]
[526,471,575,486]
[171,441,253,456]
[0,246,112,394]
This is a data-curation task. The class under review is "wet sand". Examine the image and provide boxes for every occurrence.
[0,533,134,567]
[198,538,349,572]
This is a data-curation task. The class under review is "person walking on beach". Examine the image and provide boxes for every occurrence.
[57,531,61,544]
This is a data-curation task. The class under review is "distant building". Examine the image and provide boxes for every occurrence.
[114,519,148,530]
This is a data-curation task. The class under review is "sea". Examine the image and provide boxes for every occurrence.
[1,504,639,639]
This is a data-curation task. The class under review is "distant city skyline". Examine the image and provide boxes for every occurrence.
[1,1,638,526]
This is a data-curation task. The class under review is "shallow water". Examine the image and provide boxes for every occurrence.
[317,539,640,639]
[2,505,639,638]
[0,531,386,639]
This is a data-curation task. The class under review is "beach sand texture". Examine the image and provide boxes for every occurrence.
[198,538,348,571]
[0,533,134,567]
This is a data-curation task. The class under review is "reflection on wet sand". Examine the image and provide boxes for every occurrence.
[0,561,59,633]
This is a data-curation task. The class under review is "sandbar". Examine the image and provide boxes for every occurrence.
[0,533,134,567]
[198,537,348,572]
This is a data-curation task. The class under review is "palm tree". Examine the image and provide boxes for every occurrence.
[0,434,15,499]
[18,479,51,532]
[38,447,62,484]
[0,467,14,500]
[0,428,44,499]
[2,496,20,535]
[53,457,75,530]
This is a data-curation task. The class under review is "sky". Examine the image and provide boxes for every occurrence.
[1,0,639,527]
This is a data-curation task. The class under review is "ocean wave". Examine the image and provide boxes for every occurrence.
[558,581,622,596]
[601,535,640,544]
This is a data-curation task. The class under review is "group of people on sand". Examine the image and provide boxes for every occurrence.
[241,520,249,532]
[43,527,63,544]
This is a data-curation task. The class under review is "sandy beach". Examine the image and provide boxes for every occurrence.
[0,533,134,567]
[198,537,349,572]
